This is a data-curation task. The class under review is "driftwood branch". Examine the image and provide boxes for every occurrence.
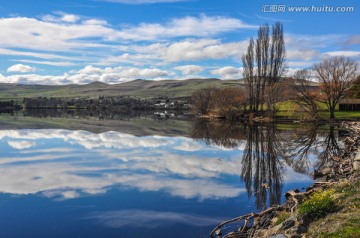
[210,206,279,237]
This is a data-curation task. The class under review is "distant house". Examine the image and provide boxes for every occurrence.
[339,98,360,111]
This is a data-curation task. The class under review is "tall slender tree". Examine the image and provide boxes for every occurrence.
[242,21,286,115]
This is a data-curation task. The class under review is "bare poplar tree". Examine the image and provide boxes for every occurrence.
[314,56,358,119]
[242,38,255,111]
[242,21,286,115]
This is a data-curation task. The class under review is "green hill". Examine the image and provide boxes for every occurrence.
[0,78,245,100]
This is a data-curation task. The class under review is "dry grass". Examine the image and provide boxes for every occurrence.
[306,179,360,237]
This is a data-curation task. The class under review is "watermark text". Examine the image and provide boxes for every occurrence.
[262,5,354,13]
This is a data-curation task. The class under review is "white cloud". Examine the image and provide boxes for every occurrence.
[163,39,248,62]
[7,140,36,150]
[117,15,255,41]
[285,34,343,50]
[322,51,360,58]
[82,19,108,26]
[61,14,80,23]
[287,61,314,68]
[0,14,255,71]
[174,65,203,75]
[287,49,318,61]
[0,17,116,52]
[6,64,36,73]
[0,48,76,61]
[0,65,173,85]
[17,60,76,67]
[210,66,243,79]
[0,15,252,54]
[42,13,80,24]
[285,34,344,61]
[77,65,104,74]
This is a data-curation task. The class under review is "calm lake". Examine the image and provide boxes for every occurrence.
[0,111,344,237]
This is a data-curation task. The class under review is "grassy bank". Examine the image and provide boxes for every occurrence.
[276,101,360,120]
[306,179,360,237]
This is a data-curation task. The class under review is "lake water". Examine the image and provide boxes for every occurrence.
[0,112,343,237]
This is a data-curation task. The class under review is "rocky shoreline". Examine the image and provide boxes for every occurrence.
[210,122,360,238]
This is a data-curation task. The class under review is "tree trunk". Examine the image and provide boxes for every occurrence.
[330,108,335,119]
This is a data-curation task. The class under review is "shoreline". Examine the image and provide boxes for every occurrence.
[210,121,360,238]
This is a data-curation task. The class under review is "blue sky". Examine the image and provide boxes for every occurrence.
[0,0,359,84]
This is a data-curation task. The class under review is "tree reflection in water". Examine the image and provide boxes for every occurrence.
[191,119,342,210]
[284,125,341,173]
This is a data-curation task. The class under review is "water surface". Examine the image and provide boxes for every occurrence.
[0,112,343,237]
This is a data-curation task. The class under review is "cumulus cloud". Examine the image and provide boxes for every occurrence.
[0,14,255,72]
[82,19,108,26]
[210,66,243,80]
[41,13,80,23]
[0,15,251,53]
[77,65,104,74]
[162,39,248,62]
[61,14,80,23]
[7,140,36,150]
[6,64,36,73]
[0,65,172,85]
[174,65,203,75]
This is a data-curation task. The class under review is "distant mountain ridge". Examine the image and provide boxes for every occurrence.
[0,78,245,99]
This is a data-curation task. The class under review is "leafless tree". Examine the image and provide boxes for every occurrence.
[293,69,321,120]
[191,87,216,115]
[242,37,255,112]
[242,22,286,115]
[211,88,247,119]
[241,125,284,209]
[265,80,292,117]
[314,56,358,119]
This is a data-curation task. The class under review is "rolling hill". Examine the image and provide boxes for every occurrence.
[0,78,245,100]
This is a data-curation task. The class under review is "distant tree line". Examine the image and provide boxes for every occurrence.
[22,96,189,111]
[0,100,22,111]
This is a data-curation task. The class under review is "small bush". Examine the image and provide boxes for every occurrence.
[298,189,337,219]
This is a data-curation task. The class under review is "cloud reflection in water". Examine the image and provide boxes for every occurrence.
[0,129,245,200]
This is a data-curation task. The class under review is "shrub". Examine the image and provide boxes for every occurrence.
[298,189,337,219]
